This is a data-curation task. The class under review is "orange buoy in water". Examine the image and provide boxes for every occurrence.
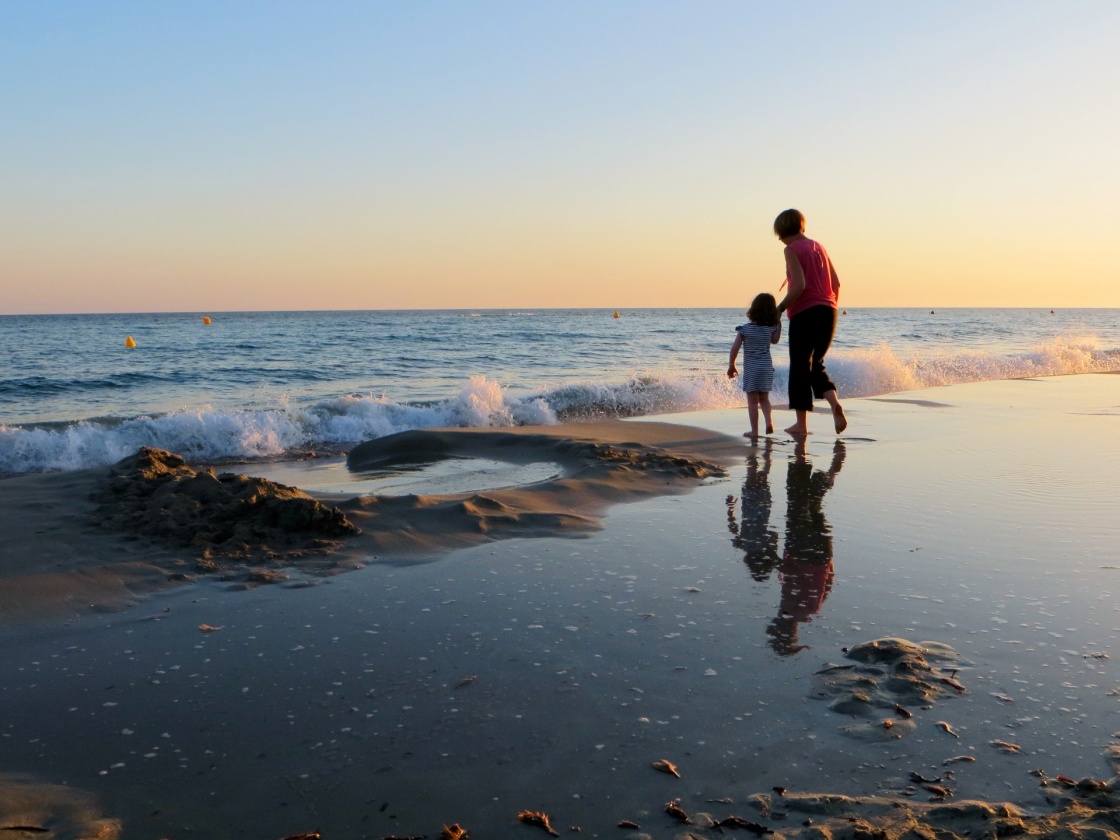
[125,336,137,348]
[202,316,211,324]
[613,311,620,318]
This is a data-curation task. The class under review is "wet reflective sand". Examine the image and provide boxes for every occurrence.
[1,374,1119,839]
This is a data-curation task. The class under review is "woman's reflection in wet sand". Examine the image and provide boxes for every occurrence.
[767,439,845,655]
[727,438,846,656]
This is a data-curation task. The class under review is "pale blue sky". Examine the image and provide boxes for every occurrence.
[2,2,1118,313]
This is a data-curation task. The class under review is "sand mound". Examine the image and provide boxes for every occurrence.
[346,426,729,479]
[812,638,965,741]
[341,423,734,555]
[86,427,734,563]
[91,447,361,560]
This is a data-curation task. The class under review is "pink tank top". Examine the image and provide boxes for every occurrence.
[785,238,837,318]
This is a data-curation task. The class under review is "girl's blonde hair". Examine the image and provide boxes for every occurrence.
[749,292,779,327]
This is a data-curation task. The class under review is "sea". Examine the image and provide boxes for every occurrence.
[1,307,1118,475]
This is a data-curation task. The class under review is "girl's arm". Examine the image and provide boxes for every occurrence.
[777,247,805,314]
[727,333,743,378]
[771,319,782,344]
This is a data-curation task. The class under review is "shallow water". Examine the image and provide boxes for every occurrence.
[242,455,566,496]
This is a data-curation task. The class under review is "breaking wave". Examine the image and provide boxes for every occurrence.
[2,336,1117,474]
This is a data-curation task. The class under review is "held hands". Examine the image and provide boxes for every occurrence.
[727,365,738,379]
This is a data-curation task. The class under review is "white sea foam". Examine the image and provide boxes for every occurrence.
[831,335,1117,395]
[0,376,559,474]
[2,338,1117,474]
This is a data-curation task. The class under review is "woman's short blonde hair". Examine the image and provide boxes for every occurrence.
[773,209,805,238]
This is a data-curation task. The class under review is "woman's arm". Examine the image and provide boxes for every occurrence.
[828,257,840,299]
[777,247,805,314]
[727,333,743,377]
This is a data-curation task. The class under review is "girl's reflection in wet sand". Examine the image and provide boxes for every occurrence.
[727,438,780,580]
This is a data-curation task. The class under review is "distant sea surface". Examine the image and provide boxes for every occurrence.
[2,308,1118,474]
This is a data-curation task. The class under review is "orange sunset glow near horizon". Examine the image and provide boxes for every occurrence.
[2,2,1118,315]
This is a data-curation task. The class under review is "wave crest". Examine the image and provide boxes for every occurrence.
[0,376,559,474]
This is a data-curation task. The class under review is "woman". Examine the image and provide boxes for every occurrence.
[773,209,847,437]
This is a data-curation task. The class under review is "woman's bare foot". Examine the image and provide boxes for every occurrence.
[832,405,848,434]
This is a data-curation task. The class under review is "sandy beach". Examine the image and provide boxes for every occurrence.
[2,374,1119,839]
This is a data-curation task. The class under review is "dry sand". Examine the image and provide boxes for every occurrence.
[3,376,1120,839]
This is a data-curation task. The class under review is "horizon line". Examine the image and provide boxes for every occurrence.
[0,305,1086,318]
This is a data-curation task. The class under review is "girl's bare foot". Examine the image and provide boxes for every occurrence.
[832,405,848,434]
[766,424,774,435]
[784,424,809,438]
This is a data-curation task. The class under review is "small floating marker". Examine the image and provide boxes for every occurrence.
[930,310,936,314]
[124,336,137,348]
[202,316,211,324]
[613,311,620,318]
[842,309,848,315]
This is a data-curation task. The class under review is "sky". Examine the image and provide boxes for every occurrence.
[2,1,1118,314]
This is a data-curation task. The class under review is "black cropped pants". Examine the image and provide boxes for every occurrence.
[787,305,838,411]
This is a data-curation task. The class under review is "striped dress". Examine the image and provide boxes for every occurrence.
[736,322,779,392]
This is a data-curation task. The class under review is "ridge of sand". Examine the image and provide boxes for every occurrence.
[340,421,736,554]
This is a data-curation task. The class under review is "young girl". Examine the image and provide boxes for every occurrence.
[728,292,782,438]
